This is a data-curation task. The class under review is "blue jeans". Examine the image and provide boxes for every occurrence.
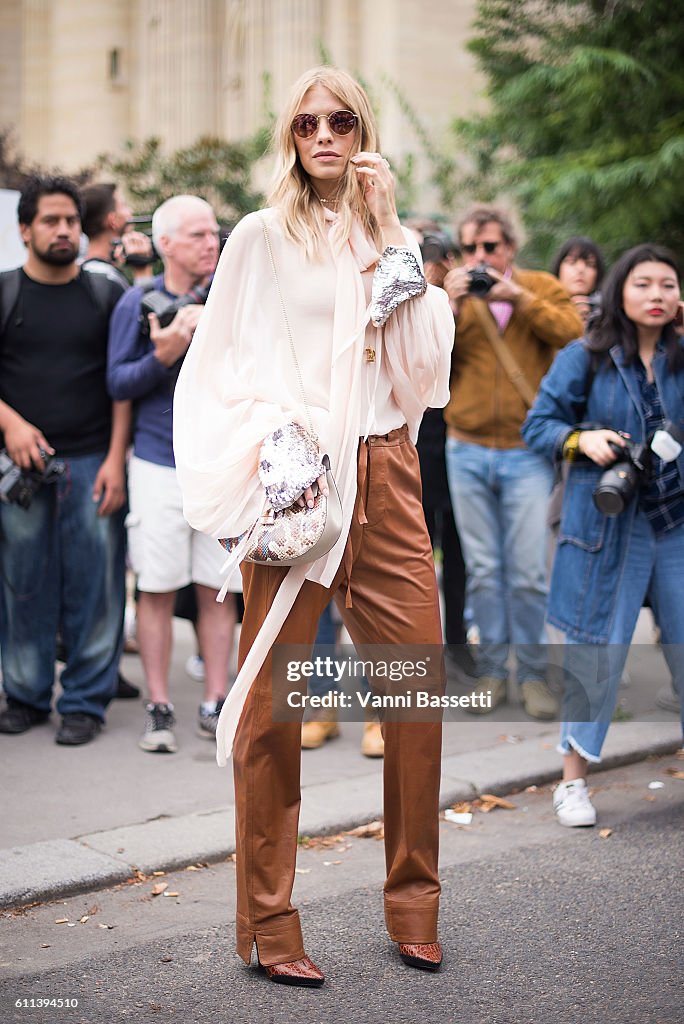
[0,452,126,720]
[445,439,553,683]
[560,511,684,762]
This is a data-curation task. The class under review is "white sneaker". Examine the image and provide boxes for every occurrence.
[553,778,597,828]
[185,654,205,682]
[139,702,177,753]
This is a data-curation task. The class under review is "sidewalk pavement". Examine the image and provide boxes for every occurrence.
[0,615,681,910]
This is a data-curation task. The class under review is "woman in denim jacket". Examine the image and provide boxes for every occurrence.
[522,244,684,827]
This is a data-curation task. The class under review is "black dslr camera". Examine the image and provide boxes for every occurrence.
[0,449,66,511]
[419,231,456,265]
[140,284,211,331]
[592,439,652,516]
[467,262,496,297]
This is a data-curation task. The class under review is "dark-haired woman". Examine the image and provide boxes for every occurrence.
[522,244,684,827]
[551,235,605,328]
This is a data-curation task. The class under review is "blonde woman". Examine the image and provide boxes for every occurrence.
[174,66,454,987]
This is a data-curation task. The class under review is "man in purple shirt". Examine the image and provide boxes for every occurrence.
[108,195,237,753]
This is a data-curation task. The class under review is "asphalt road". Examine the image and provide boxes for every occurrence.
[1,757,682,1024]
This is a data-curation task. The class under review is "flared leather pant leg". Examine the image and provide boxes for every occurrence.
[232,564,333,966]
[337,428,444,943]
[233,426,443,964]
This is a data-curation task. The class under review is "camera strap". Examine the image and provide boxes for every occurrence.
[471,299,537,408]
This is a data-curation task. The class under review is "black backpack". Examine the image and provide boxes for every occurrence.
[0,266,122,337]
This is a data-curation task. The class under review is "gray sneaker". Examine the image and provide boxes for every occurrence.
[198,698,225,739]
[139,702,177,753]
[655,683,680,715]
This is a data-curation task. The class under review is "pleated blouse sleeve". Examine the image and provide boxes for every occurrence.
[173,211,295,540]
[381,227,455,440]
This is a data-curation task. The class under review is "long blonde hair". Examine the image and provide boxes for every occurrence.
[268,66,384,258]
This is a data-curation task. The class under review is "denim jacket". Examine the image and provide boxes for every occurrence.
[522,338,684,642]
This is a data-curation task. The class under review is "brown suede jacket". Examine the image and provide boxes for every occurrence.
[444,267,584,449]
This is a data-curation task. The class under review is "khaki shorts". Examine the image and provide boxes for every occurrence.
[125,456,226,593]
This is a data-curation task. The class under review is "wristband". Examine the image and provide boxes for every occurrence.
[562,429,582,462]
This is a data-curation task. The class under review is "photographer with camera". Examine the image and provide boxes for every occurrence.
[107,195,237,754]
[441,205,583,719]
[80,182,155,288]
[522,244,684,827]
[0,175,129,745]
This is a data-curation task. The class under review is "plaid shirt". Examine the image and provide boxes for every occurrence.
[635,355,684,534]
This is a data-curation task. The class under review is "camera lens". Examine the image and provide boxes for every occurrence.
[592,464,638,516]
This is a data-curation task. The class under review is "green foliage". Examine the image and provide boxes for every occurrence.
[98,128,272,227]
[453,0,684,266]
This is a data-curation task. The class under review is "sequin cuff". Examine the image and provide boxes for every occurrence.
[258,422,324,512]
[370,246,427,327]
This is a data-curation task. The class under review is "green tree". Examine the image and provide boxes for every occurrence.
[452,0,684,266]
[98,128,272,227]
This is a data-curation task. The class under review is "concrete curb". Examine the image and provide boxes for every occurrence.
[1,721,680,909]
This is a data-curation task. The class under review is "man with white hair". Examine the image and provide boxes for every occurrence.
[108,195,237,753]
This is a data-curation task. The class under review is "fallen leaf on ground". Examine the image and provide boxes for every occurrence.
[87,905,98,916]
[665,768,684,780]
[346,821,384,840]
[79,915,90,924]
[55,918,69,924]
[151,883,168,896]
[479,794,517,811]
[450,801,473,814]
[599,828,613,839]
[644,795,657,802]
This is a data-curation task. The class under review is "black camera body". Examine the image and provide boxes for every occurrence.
[140,284,211,332]
[467,262,496,297]
[419,231,455,264]
[0,449,66,510]
[592,440,652,516]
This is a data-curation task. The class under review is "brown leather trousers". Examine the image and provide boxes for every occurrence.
[233,426,443,966]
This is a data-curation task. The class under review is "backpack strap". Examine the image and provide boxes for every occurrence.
[0,268,23,338]
[80,266,124,318]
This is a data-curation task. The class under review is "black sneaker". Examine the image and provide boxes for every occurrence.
[55,712,102,746]
[198,698,225,739]
[139,702,177,753]
[115,673,141,700]
[0,699,50,735]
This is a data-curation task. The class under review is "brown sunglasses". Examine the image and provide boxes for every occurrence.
[291,110,358,139]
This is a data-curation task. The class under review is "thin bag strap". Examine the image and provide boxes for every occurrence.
[260,214,315,437]
[471,299,537,408]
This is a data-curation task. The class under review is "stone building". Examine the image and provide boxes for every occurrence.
[1,0,483,207]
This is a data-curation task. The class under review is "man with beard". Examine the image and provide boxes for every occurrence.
[0,176,129,744]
